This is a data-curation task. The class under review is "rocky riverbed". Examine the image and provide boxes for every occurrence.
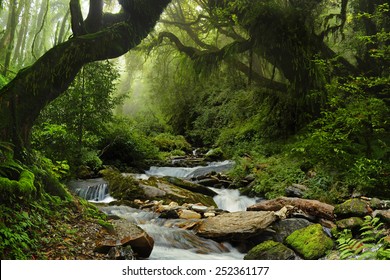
[67,161,390,260]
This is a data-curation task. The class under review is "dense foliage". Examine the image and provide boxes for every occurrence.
[0,0,389,260]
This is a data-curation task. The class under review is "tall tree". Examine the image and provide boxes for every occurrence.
[0,0,172,157]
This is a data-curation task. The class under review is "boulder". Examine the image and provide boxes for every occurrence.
[336,217,364,232]
[244,240,297,260]
[164,176,218,197]
[269,218,313,243]
[284,224,334,260]
[204,148,224,161]
[140,177,217,207]
[373,210,390,225]
[111,219,154,258]
[334,199,371,218]
[247,197,334,221]
[94,221,154,259]
[196,211,277,241]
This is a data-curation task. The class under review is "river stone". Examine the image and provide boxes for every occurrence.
[270,218,313,242]
[334,198,371,218]
[196,211,277,241]
[179,209,202,220]
[248,197,334,221]
[191,205,209,213]
[284,224,334,260]
[244,240,297,260]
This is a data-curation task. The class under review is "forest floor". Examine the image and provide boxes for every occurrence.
[36,203,111,260]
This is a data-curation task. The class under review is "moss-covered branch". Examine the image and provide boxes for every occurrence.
[0,0,171,156]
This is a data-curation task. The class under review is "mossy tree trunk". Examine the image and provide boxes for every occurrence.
[0,0,171,158]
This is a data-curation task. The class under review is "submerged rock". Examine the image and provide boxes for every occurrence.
[244,240,297,260]
[196,211,277,241]
[284,224,334,260]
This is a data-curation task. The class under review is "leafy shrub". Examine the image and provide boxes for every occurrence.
[99,117,159,168]
[152,133,192,153]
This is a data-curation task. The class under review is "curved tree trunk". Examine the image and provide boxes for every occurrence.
[0,0,171,157]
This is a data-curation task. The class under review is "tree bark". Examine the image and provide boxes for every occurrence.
[0,0,172,157]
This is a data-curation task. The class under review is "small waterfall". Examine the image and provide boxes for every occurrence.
[210,187,260,212]
[67,178,115,203]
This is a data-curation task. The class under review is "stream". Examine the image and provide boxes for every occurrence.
[68,161,259,260]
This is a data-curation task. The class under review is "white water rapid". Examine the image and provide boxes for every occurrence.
[68,161,260,259]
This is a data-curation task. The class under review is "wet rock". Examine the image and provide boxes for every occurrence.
[196,211,277,241]
[140,177,217,207]
[334,199,371,218]
[197,178,221,187]
[164,176,218,196]
[270,218,313,243]
[284,224,334,260]
[285,184,308,198]
[159,210,180,219]
[247,197,334,221]
[244,240,297,260]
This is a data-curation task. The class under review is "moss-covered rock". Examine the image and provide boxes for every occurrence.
[334,199,370,218]
[100,169,145,201]
[244,240,296,260]
[205,148,225,161]
[336,217,364,232]
[285,224,334,259]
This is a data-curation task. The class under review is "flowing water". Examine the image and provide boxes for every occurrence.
[145,160,235,179]
[67,161,258,259]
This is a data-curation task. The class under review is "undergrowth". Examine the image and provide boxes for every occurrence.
[336,216,390,260]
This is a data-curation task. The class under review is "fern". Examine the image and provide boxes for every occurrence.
[336,216,390,260]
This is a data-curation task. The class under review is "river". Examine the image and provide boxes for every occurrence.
[68,161,259,260]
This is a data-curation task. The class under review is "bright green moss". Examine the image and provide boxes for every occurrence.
[285,224,334,259]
